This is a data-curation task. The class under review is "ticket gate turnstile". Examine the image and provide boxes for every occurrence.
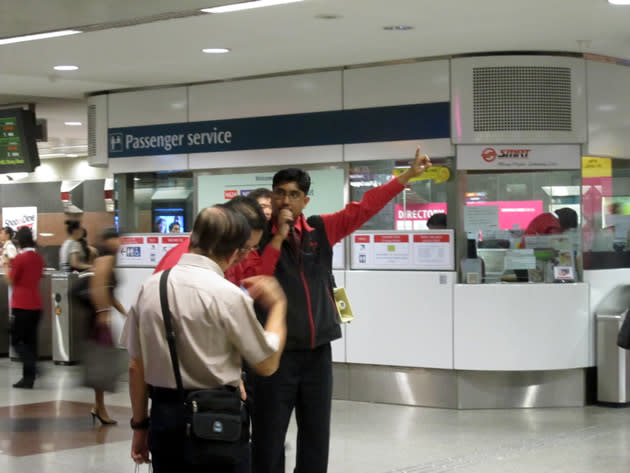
[51,271,89,365]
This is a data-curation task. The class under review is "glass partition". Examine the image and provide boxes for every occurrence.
[582,157,630,269]
[464,169,582,283]
[114,171,193,233]
[349,158,453,231]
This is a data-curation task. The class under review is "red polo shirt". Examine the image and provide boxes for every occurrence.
[9,249,45,310]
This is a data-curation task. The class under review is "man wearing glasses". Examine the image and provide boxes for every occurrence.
[250,146,431,473]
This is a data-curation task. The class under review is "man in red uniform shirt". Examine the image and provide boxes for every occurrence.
[250,145,430,473]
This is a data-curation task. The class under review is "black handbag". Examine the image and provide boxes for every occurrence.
[158,269,248,465]
[617,308,630,349]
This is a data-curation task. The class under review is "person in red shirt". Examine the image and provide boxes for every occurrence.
[4,227,45,389]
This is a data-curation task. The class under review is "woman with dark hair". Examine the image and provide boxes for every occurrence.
[0,226,17,267]
[59,220,91,272]
[88,228,127,424]
[4,227,45,389]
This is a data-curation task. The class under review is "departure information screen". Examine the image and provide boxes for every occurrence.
[0,116,24,163]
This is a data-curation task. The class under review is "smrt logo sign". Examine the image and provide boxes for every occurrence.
[481,147,532,163]
[481,147,497,162]
[224,190,238,199]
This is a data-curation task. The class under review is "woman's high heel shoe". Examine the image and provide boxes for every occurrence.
[91,408,118,425]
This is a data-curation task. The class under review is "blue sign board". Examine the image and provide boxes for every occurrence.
[108,102,449,158]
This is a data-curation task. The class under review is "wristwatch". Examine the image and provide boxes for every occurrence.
[130,417,150,430]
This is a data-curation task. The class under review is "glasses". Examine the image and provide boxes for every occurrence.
[272,189,304,201]
[239,245,259,254]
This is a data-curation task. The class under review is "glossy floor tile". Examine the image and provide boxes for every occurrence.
[2,358,630,472]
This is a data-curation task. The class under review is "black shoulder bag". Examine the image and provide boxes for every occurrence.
[158,269,248,465]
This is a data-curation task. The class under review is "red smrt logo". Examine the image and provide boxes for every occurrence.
[224,190,238,199]
[481,147,498,162]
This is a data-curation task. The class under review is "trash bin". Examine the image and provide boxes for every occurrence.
[596,284,630,406]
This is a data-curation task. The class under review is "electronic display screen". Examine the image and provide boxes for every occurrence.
[0,108,40,173]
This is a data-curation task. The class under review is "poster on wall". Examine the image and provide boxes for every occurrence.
[351,230,454,270]
[2,206,37,237]
[119,234,191,267]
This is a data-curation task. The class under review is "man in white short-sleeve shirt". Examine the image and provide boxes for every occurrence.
[122,205,287,473]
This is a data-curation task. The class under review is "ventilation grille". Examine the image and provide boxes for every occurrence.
[87,104,96,157]
[473,66,572,132]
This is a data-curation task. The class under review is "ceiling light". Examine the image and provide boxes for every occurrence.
[202,0,304,14]
[383,25,414,31]
[202,48,230,54]
[0,29,81,46]
[66,154,79,158]
[609,0,630,4]
[64,121,82,126]
[54,65,79,71]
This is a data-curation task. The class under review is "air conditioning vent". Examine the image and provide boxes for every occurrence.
[473,66,572,132]
[87,104,97,157]
[451,56,586,144]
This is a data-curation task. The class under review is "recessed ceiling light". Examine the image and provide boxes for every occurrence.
[64,121,82,126]
[66,154,79,158]
[0,29,81,46]
[383,25,414,31]
[202,0,304,14]
[609,0,630,4]
[202,48,230,54]
[54,65,79,71]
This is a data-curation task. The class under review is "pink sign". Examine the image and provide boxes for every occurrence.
[394,203,447,230]
[466,200,543,230]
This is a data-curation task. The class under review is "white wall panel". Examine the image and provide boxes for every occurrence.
[108,87,188,127]
[343,60,450,109]
[586,61,630,158]
[331,270,346,363]
[344,138,453,162]
[345,271,454,369]
[189,145,342,169]
[454,283,591,370]
[189,71,342,121]
[113,267,154,346]
[108,154,189,174]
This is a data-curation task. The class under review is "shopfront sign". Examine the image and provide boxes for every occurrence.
[457,144,580,170]
[108,102,450,158]
[2,206,37,236]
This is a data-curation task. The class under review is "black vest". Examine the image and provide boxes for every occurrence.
[258,215,341,350]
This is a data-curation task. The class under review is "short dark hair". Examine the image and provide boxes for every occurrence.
[15,227,35,249]
[555,207,578,230]
[65,220,81,235]
[226,195,266,231]
[189,205,250,259]
[101,227,120,241]
[168,222,180,231]
[2,227,15,239]
[427,213,447,229]
[273,168,311,195]
[248,187,272,201]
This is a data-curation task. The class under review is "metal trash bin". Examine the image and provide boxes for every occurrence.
[596,284,630,406]
[51,271,90,365]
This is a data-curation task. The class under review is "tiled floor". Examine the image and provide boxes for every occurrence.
[2,358,630,473]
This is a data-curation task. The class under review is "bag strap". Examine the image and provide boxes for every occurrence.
[158,268,185,402]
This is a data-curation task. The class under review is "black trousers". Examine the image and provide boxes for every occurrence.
[149,391,250,473]
[11,308,41,381]
[252,343,333,473]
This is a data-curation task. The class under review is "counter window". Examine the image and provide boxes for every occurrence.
[114,171,193,233]
[582,157,630,269]
[349,158,453,231]
[464,169,582,283]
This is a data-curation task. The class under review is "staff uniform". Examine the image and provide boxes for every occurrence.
[122,253,278,472]
[10,248,45,385]
[252,177,406,473]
